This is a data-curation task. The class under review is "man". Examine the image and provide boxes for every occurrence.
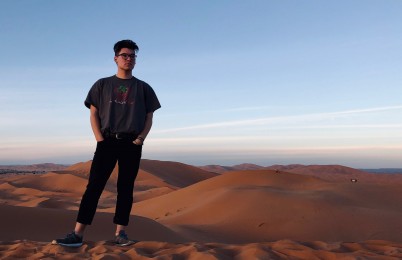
[53,39,161,247]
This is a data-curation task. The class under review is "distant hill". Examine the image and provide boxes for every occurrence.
[199,164,265,174]
[199,163,402,184]
[265,164,306,171]
[284,164,365,182]
[199,163,307,173]
[0,163,68,174]
[361,168,402,174]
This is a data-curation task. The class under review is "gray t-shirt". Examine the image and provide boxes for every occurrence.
[84,75,161,134]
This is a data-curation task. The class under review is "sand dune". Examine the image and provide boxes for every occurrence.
[0,159,217,211]
[284,164,364,176]
[1,160,402,259]
[202,163,402,184]
[267,164,402,184]
[0,170,115,210]
[0,204,185,243]
[134,170,402,243]
[7,172,88,193]
[140,159,218,188]
[1,203,401,259]
[1,239,401,259]
[286,165,402,184]
[66,159,216,196]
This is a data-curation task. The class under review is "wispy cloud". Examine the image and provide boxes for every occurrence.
[326,106,402,115]
[222,106,277,112]
[266,124,402,130]
[154,105,402,133]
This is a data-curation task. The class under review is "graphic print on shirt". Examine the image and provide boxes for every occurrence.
[113,85,133,105]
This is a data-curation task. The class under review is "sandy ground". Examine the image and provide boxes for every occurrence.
[1,159,401,259]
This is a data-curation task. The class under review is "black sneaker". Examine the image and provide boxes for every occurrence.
[52,232,83,247]
[114,230,136,246]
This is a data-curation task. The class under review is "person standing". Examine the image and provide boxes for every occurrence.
[53,39,161,247]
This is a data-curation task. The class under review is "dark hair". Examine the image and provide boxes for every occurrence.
[113,40,139,55]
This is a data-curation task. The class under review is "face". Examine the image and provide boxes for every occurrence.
[114,48,136,71]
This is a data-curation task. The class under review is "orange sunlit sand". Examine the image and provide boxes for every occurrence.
[1,159,401,259]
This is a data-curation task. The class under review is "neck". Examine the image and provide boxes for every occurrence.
[116,70,133,79]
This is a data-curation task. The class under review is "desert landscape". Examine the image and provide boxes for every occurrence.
[1,159,402,259]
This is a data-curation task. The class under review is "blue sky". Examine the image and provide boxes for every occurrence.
[0,1,401,168]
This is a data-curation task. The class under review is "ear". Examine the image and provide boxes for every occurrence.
[114,56,118,63]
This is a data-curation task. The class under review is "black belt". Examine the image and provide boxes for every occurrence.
[103,131,137,140]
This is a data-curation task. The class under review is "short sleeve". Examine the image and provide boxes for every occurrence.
[144,84,161,113]
[84,80,102,109]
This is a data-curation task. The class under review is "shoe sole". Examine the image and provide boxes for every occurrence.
[106,239,137,246]
[51,240,83,248]
[58,243,83,247]
[116,240,136,247]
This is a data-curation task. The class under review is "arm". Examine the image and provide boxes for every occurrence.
[90,105,104,142]
[134,112,154,145]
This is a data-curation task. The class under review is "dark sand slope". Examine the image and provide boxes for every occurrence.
[0,204,185,243]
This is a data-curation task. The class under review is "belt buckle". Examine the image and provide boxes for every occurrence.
[115,133,123,140]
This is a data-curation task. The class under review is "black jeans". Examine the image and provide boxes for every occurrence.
[76,138,142,226]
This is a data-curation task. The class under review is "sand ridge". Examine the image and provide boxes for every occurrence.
[1,239,401,259]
